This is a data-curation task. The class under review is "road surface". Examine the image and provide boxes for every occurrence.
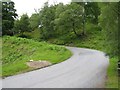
[2,47,109,88]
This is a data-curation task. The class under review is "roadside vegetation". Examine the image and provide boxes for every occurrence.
[0,37,2,77]
[106,57,118,88]
[2,36,72,77]
[2,0,119,88]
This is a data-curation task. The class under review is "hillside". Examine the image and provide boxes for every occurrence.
[2,36,72,77]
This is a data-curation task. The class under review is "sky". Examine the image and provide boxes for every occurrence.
[12,0,71,17]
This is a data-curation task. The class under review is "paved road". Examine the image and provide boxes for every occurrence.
[2,47,109,88]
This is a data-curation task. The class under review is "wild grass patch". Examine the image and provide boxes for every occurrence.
[2,36,72,77]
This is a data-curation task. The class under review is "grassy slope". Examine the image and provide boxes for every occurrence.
[2,36,72,77]
[106,57,118,88]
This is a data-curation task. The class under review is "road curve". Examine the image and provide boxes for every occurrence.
[2,47,109,88]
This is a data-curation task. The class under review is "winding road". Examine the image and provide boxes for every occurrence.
[2,47,109,88]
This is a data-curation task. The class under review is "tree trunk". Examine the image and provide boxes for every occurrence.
[82,2,86,36]
[82,17,85,35]
[72,22,79,37]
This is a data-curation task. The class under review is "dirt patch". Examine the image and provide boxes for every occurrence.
[26,60,52,69]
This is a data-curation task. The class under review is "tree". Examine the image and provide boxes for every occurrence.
[39,2,56,39]
[13,14,31,35]
[73,1,101,35]
[29,13,40,30]
[0,1,2,36]
[38,2,100,39]
[54,3,83,37]
[99,2,118,56]
[2,1,18,35]
[12,19,20,34]
[54,3,67,36]
[84,2,101,24]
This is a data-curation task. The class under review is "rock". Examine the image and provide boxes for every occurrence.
[29,60,33,62]
[26,60,52,69]
[39,60,42,62]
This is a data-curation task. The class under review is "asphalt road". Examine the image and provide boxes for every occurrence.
[2,47,109,88]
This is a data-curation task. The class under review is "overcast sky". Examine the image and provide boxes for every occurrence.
[12,0,71,17]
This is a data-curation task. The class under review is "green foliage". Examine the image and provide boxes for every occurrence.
[106,57,118,88]
[2,36,72,77]
[0,1,2,35]
[84,2,101,24]
[99,2,118,56]
[72,2,101,35]
[2,1,18,35]
[98,4,119,88]
[2,2,118,87]
[29,13,40,30]
[55,3,65,18]
[19,29,41,41]
[13,14,31,35]
[54,3,83,37]
[18,14,31,32]
[38,2,101,40]
[12,19,20,34]
[39,2,56,39]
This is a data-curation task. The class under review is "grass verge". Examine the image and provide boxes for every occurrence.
[106,57,118,88]
[2,36,72,77]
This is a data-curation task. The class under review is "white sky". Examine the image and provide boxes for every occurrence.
[12,0,71,17]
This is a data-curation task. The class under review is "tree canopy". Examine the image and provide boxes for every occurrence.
[99,2,119,56]
[13,14,31,35]
[38,2,101,39]
[39,2,56,39]
[29,13,40,30]
[0,1,1,20]
[2,1,18,35]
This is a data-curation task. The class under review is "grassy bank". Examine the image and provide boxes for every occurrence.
[106,57,118,88]
[2,36,72,77]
